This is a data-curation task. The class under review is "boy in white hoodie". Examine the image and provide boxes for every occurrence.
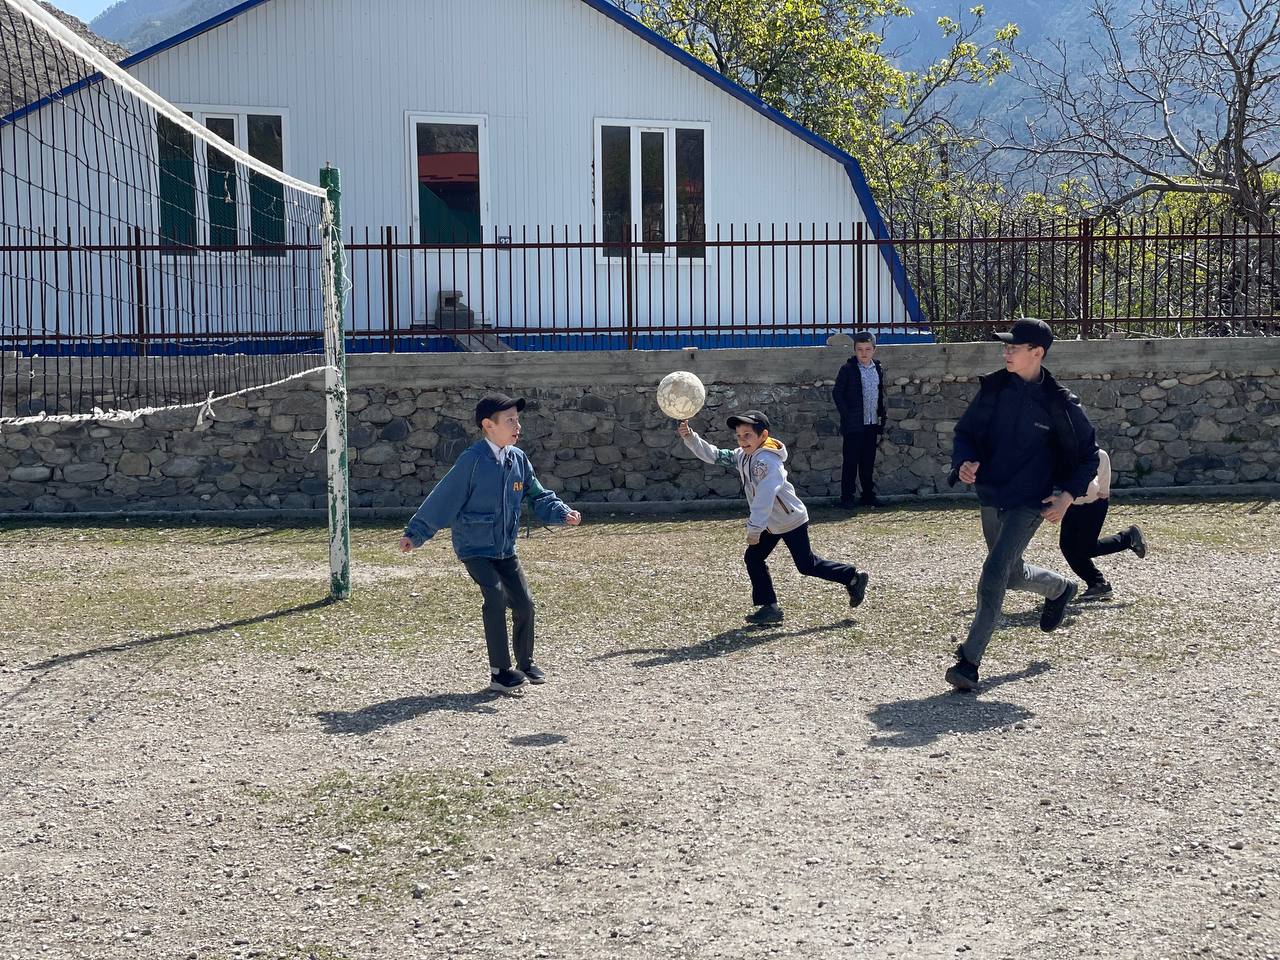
[1058,448,1147,600]
[678,410,870,624]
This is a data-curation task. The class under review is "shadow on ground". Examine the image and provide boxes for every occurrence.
[24,597,336,673]
[510,733,569,747]
[316,691,499,734]
[594,618,858,668]
[866,660,1052,748]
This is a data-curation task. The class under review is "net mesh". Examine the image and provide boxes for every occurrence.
[0,0,333,424]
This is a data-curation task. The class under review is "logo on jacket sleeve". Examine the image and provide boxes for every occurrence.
[513,481,524,492]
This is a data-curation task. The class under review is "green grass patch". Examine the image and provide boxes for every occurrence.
[277,765,578,901]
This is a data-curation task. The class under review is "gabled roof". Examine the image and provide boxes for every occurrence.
[4,0,920,322]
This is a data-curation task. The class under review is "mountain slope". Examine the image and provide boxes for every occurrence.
[91,0,237,51]
[2,3,129,114]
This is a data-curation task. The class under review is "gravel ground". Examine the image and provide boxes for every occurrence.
[1,498,1278,960]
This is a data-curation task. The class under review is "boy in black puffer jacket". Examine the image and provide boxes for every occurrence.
[945,319,1100,691]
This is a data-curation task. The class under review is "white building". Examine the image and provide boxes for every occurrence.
[2,0,922,351]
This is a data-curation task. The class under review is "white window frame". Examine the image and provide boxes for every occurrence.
[200,112,242,251]
[593,118,709,265]
[404,111,491,243]
[155,104,293,261]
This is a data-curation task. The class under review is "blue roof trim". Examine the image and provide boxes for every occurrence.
[2,0,274,126]
[578,0,923,326]
[4,0,923,325]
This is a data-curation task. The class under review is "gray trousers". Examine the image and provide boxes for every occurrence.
[961,505,1070,667]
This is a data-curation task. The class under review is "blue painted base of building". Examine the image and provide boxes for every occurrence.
[6,330,934,357]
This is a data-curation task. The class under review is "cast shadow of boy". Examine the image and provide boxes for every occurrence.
[596,619,858,669]
[316,691,498,735]
[866,660,1051,749]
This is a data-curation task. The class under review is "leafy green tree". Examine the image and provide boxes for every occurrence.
[617,0,1019,220]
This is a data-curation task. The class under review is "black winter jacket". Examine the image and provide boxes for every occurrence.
[950,367,1100,510]
[833,358,887,435]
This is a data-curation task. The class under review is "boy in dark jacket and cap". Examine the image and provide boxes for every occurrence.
[399,394,581,695]
[946,319,1100,691]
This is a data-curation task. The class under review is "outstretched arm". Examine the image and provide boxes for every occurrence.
[525,468,577,526]
[677,421,737,468]
[401,455,473,549]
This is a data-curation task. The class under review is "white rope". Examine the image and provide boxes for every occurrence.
[0,364,335,429]
[193,390,217,431]
[3,0,327,200]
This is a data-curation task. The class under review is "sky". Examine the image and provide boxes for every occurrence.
[49,1,116,24]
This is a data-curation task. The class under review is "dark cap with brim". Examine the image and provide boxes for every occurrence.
[994,318,1054,351]
[726,410,770,431]
[475,393,526,425]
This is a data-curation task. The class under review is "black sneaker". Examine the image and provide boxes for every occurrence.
[1040,582,1078,632]
[488,668,528,695]
[1127,525,1147,559]
[1080,581,1113,601]
[518,662,547,684]
[944,647,980,691]
[745,604,784,625]
[847,571,870,608]
[836,499,858,510]
[860,495,883,508]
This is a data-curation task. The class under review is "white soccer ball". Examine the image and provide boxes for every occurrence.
[656,370,706,420]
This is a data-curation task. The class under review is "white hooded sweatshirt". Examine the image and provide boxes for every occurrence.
[682,430,809,536]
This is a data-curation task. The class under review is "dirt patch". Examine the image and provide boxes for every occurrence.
[1,500,1277,959]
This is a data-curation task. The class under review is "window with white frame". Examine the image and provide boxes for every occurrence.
[596,121,705,258]
[156,109,287,256]
[408,114,487,244]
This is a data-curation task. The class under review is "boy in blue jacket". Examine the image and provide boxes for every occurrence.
[946,319,1099,691]
[399,394,581,695]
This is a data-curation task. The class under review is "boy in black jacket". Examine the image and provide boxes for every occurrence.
[946,319,1100,691]
[833,332,887,507]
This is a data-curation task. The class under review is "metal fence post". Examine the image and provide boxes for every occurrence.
[1079,217,1095,338]
[131,226,148,357]
[624,227,635,349]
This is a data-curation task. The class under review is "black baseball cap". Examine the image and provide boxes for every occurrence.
[475,393,525,425]
[726,410,770,431]
[994,318,1054,352]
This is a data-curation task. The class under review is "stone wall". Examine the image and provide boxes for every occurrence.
[2,338,1278,514]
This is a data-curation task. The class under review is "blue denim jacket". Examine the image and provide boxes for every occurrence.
[404,440,571,560]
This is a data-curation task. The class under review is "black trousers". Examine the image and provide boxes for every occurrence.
[1058,499,1132,587]
[462,556,535,671]
[745,522,858,607]
[840,429,879,502]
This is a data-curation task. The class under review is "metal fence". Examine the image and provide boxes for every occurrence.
[342,216,1280,351]
[893,216,1280,341]
[342,222,911,353]
[4,217,1277,355]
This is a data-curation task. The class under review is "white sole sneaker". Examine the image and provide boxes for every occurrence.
[488,678,528,696]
